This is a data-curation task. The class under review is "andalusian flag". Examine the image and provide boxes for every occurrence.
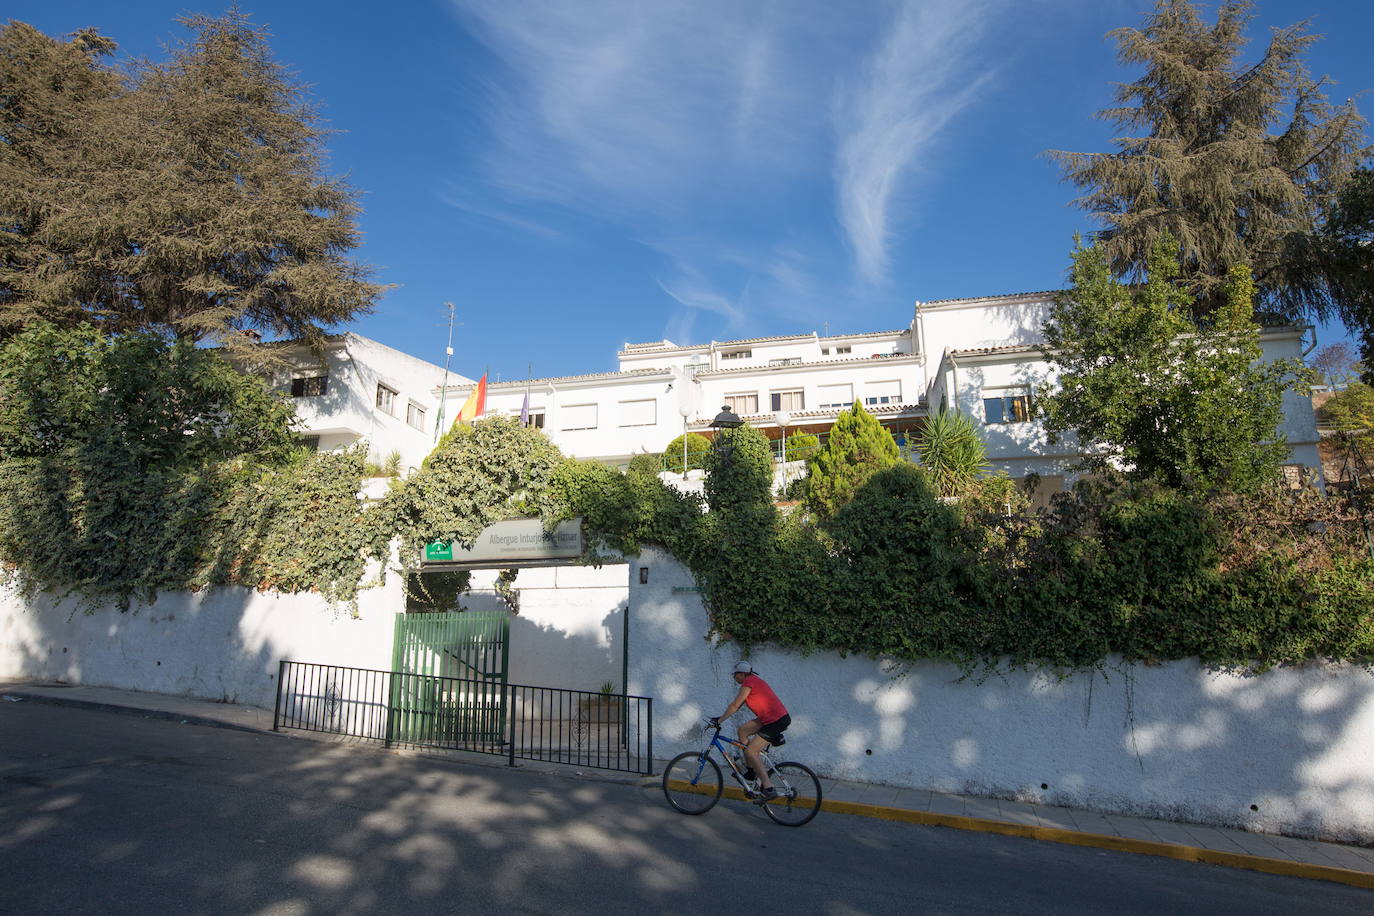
[456,374,487,424]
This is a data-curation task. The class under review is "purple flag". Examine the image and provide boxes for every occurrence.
[520,391,530,426]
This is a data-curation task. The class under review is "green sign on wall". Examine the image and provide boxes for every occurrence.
[424,541,454,562]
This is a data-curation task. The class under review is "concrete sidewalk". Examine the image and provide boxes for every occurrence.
[4,679,1372,891]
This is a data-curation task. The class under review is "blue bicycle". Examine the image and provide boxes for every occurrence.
[661,720,822,826]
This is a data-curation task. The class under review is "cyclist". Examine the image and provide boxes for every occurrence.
[710,661,790,801]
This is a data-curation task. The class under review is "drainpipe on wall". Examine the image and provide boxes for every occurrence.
[912,302,928,394]
[946,349,961,414]
[1301,324,1318,359]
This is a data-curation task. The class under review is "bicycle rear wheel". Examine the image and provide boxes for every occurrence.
[662,752,723,815]
[760,761,822,826]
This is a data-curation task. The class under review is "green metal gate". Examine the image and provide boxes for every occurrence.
[389,611,510,746]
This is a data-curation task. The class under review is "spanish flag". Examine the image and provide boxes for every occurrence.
[456,374,487,424]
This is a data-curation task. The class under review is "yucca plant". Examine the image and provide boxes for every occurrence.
[915,409,989,498]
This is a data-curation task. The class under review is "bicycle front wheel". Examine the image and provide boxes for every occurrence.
[761,761,822,826]
[662,752,723,815]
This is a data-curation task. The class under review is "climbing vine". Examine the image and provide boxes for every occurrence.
[564,425,1374,674]
[2,326,1370,672]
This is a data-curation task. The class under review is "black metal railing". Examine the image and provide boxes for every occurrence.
[272,661,653,775]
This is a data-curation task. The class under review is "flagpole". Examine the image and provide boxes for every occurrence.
[435,301,456,440]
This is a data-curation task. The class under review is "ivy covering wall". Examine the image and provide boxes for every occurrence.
[558,425,1374,674]
[2,326,1370,672]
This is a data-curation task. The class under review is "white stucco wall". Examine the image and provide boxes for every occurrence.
[464,565,628,693]
[0,575,402,709]
[627,546,1374,844]
[1,562,631,709]
[917,296,1054,393]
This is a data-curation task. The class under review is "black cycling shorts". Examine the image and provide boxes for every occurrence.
[757,714,790,745]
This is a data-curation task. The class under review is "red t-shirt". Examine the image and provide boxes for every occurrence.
[741,674,787,724]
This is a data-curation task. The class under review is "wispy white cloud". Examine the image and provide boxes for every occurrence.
[448,0,829,213]
[437,183,568,242]
[834,0,1003,285]
[446,0,1007,310]
[654,262,746,327]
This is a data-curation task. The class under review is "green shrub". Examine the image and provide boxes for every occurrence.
[804,402,899,518]
[662,432,712,473]
[782,432,819,462]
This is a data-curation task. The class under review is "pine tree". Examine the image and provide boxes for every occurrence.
[0,13,381,351]
[0,24,121,330]
[1314,169,1374,381]
[804,402,899,518]
[1047,0,1369,322]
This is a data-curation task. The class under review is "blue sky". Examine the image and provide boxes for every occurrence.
[11,1,1374,380]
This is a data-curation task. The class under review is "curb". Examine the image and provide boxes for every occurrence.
[669,781,1374,891]
[0,689,272,737]
[819,797,1374,891]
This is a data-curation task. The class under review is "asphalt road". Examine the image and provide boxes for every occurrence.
[1,702,1369,915]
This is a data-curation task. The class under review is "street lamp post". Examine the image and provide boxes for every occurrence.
[677,402,693,477]
[774,410,791,492]
[709,405,744,462]
[774,410,791,463]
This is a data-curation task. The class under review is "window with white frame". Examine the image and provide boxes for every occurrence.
[724,392,758,415]
[983,387,1031,424]
[835,345,852,355]
[720,349,752,360]
[863,380,901,406]
[560,403,598,430]
[406,402,426,430]
[770,389,804,411]
[526,409,546,429]
[619,399,656,427]
[375,383,397,415]
[291,374,328,397]
[817,383,853,408]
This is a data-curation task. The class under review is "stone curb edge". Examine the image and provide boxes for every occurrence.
[0,689,270,736]
[10,689,1370,891]
[821,797,1374,891]
[670,781,1374,891]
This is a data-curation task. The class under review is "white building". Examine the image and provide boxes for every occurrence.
[470,325,927,470]
[441,290,1322,499]
[247,290,1320,500]
[234,332,468,473]
[919,294,1322,495]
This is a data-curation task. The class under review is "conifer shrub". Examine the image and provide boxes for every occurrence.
[803,402,899,518]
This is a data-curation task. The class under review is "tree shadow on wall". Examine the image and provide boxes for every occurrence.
[831,655,1374,845]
